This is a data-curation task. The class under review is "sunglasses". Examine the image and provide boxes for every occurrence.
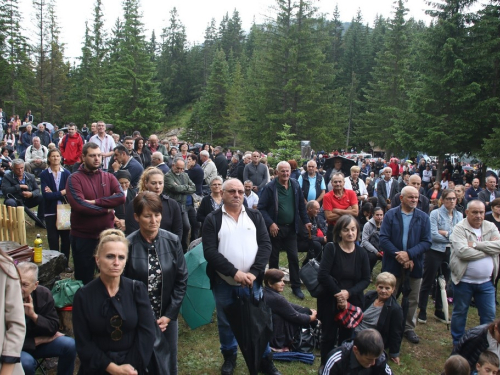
[110,315,123,341]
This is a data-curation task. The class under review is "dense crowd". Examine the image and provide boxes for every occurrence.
[0,116,500,375]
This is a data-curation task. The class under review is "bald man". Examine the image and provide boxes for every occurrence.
[380,186,432,344]
[391,175,430,214]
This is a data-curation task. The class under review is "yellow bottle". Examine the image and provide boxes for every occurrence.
[34,234,42,264]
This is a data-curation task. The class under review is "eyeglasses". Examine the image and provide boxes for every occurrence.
[225,189,245,195]
[211,183,222,186]
[110,315,123,341]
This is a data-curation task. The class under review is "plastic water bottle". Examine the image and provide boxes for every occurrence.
[34,234,42,264]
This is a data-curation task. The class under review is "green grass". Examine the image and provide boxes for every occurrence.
[13,220,499,374]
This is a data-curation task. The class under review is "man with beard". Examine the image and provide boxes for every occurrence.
[66,142,125,284]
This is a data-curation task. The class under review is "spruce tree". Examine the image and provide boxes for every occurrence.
[103,0,163,133]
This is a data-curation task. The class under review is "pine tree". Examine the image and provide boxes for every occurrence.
[32,0,50,120]
[103,0,163,134]
[362,0,413,155]
[158,7,189,114]
[223,60,246,147]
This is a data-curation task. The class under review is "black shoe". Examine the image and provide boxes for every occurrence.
[221,352,237,375]
[404,330,420,344]
[434,309,448,324]
[292,287,305,300]
[417,310,427,324]
[259,354,282,375]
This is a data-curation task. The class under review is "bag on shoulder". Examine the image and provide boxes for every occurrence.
[51,279,83,308]
[299,258,324,298]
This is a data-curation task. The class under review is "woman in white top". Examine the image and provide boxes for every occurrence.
[344,166,368,203]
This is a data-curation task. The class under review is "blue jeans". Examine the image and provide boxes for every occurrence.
[21,335,76,375]
[451,280,496,344]
[212,277,270,356]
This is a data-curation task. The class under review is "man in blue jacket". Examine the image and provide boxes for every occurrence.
[258,161,311,299]
[380,186,431,344]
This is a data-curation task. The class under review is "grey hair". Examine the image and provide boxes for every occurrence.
[467,199,485,210]
[244,180,253,186]
[307,160,317,167]
[12,159,25,167]
[173,157,186,165]
[17,262,39,281]
[306,200,319,210]
[276,161,290,170]
[200,150,209,157]
[211,176,223,185]
[231,155,239,162]
[215,146,222,152]
[222,178,243,191]
[330,172,345,181]
[32,136,40,142]
[243,154,251,160]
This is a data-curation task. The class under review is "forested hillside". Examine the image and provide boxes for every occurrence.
[1,0,500,166]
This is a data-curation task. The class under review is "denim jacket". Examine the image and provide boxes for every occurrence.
[430,206,463,252]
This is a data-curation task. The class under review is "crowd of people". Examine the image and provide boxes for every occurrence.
[0,117,500,375]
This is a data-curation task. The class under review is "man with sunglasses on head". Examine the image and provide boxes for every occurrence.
[203,178,281,375]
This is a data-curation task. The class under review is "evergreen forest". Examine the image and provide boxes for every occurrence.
[1,0,500,166]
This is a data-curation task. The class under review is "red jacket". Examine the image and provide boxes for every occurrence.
[389,162,399,177]
[66,165,125,238]
[60,133,83,165]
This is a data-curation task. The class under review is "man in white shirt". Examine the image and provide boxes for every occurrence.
[24,137,48,174]
[202,179,280,375]
[449,200,500,345]
[243,180,259,209]
[89,121,115,170]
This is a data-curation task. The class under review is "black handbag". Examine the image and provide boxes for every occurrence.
[291,324,320,353]
[299,258,324,298]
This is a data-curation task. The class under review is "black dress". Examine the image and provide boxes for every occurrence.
[72,276,156,374]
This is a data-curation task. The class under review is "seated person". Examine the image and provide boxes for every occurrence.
[323,328,393,374]
[263,269,317,350]
[443,355,470,375]
[1,159,45,226]
[24,136,48,175]
[297,201,327,264]
[356,272,403,365]
[452,319,500,372]
[474,351,499,375]
[17,262,76,375]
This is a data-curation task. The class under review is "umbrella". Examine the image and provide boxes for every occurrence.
[438,275,450,329]
[224,289,273,375]
[463,166,474,171]
[323,156,356,177]
[272,352,315,365]
[37,122,53,132]
[179,242,215,329]
[406,160,413,164]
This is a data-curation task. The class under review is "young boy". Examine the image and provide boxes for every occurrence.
[444,355,469,375]
[475,351,499,375]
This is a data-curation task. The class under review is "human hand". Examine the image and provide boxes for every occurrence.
[233,270,253,286]
[305,223,312,231]
[310,309,318,321]
[438,230,448,237]
[334,290,349,302]
[23,295,36,320]
[19,184,28,190]
[111,364,138,375]
[377,251,383,258]
[60,189,66,196]
[245,272,256,284]
[252,186,258,193]
[44,186,52,193]
[403,260,414,271]
[395,251,410,264]
[390,356,400,365]
[157,316,171,332]
[21,191,32,198]
[112,161,120,172]
[269,223,279,237]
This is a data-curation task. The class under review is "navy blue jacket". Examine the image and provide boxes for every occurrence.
[40,167,71,215]
[187,163,204,196]
[380,206,431,278]
[258,178,310,233]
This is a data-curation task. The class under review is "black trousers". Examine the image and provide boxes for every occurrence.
[269,225,300,288]
[5,195,45,219]
[366,250,379,273]
[186,205,199,244]
[418,248,450,312]
[45,215,70,266]
[71,236,98,285]
[297,238,323,262]
[180,210,190,252]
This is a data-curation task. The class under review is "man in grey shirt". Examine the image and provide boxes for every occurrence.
[243,151,269,196]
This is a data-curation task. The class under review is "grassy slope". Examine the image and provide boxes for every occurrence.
[157,105,193,140]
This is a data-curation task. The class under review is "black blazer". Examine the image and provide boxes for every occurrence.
[23,286,60,353]
[376,178,399,210]
[72,277,156,374]
[363,290,403,357]
[114,188,136,221]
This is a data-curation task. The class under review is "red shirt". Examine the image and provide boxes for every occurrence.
[323,189,358,225]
